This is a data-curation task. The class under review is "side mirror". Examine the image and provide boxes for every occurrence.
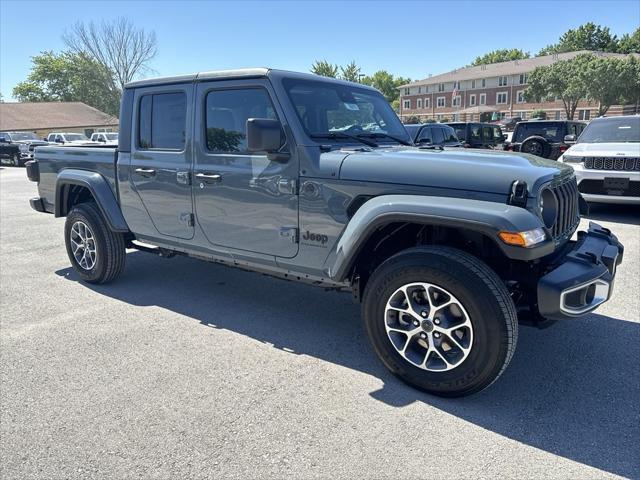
[564,134,576,143]
[246,118,288,162]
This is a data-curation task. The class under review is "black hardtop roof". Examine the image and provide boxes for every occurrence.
[124,68,379,92]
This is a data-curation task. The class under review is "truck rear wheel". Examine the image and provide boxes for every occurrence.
[362,246,518,397]
[64,202,126,284]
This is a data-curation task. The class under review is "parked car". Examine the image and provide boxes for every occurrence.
[46,132,91,145]
[0,131,49,166]
[404,123,462,147]
[493,117,522,131]
[27,68,623,398]
[507,120,587,160]
[90,132,119,145]
[446,122,506,149]
[559,115,639,204]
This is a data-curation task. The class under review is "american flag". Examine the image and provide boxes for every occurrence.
[452,83,458,104]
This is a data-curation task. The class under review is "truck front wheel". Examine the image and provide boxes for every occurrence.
[64,203,126,284]
[362,246,518,397]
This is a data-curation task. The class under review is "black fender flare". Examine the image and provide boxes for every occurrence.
[55,169,129,233]
[324,194,554,282]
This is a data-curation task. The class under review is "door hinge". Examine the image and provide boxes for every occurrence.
[280,226,299,243]
[176,171,191,185]
[277,178,298,195]
[180,212,195,227]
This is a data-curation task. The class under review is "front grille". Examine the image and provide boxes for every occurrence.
[584,156,640,171]
[548,176,580,241]
[579,179,640,197]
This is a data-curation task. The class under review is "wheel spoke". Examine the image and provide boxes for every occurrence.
[70,221,97,270]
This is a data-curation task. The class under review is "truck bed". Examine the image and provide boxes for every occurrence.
[34,145,119,212]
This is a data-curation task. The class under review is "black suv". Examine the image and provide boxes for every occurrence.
[446,122,506,149]
[404,123,462,147]
[507,120,587,160]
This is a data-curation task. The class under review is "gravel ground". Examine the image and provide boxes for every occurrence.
[1,165,638,479]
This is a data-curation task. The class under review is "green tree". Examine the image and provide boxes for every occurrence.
[619,56,640,111]
[340,61,361,82]
[581,55,628,115]
[529,109,547,119]
[618,28,640,53]
[538,22,618,55]
[471,48,530,65]
[525,54,591,119]
[12,51,120,115]
[360,70,411,105]
[311,60,339,78]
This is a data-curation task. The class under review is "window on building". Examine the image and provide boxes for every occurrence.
[205,88,277,153]
[138,92,187,150]
[438,83,445,92]
[452,95,461,107]
[555,111,561,120]
[469,94,476,106]
[481,78,486,88]
[516,91,525,103]
[498,76,508,87]
[479,93,486,105]
[417,99,423,109]
[519,74,528,85]
[471,79,476,89]
[437,96,445,108]
[424,98,430,109]
[403,99,411,109]
[418,86,422,94]
[496,92,508,104]
[404,88,410,95]
[578,109,591,121]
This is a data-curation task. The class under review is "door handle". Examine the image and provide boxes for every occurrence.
[134,168,156,177]
[195,172,221,184]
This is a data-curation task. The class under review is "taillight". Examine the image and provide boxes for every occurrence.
[505,144,513,151]
[559,145,569,153]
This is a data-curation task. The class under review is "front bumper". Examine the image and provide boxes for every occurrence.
[572,163,640,204]
[537,222,623,320]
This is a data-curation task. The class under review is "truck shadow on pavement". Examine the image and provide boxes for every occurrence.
[56,252,639,478]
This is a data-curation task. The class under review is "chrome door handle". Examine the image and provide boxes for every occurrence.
[195,173,221,184]
[134,168,156,177]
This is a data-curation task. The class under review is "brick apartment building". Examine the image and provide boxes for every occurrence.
[398,50,637,123]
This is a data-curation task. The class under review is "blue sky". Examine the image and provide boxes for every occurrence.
[1,0,639,101]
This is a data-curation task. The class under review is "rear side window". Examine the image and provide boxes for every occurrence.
[205,88,277,153]
[442,126,458,143]
[138,92,187,150]
[416,127,433,144]
[515,123,562,143]
[432,127,445,145]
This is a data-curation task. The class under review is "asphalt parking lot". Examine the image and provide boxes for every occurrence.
[1,165,638,479]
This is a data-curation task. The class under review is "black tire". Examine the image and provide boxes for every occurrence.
[12,153,22,167]
[64,202,126,284]
[362,246,518,397]
[521,136,550,158]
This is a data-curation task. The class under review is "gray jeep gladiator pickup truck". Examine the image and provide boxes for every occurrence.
[26,69,624,397]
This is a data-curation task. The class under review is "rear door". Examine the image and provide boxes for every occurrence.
[129,85,194,240]
[193,79,299,258]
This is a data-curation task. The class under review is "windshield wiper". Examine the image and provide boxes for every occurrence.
[357,132,413,146]
[310,132,378,148]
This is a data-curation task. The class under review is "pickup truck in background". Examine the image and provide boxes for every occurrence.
[26,68,624,397]
[0,131,49,166]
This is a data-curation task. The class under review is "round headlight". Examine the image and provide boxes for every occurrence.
[539,188,558,229]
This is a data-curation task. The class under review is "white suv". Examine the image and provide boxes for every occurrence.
[559,115,640,204]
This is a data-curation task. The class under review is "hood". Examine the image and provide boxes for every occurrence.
[565,142,640,157]
[338,147,573,195]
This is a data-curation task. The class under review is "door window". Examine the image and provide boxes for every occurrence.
[205,88,277,153]
[416,127,433,144]
[138,92,187,150]
[432,127,445,145]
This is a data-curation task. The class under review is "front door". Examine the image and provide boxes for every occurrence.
[193,80,299,258]
[130,85,194,240]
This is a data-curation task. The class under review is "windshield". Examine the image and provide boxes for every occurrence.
[283,78,410,143]
[64,133,89,141]
[8,132,40,141]
[578,117,640,143]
